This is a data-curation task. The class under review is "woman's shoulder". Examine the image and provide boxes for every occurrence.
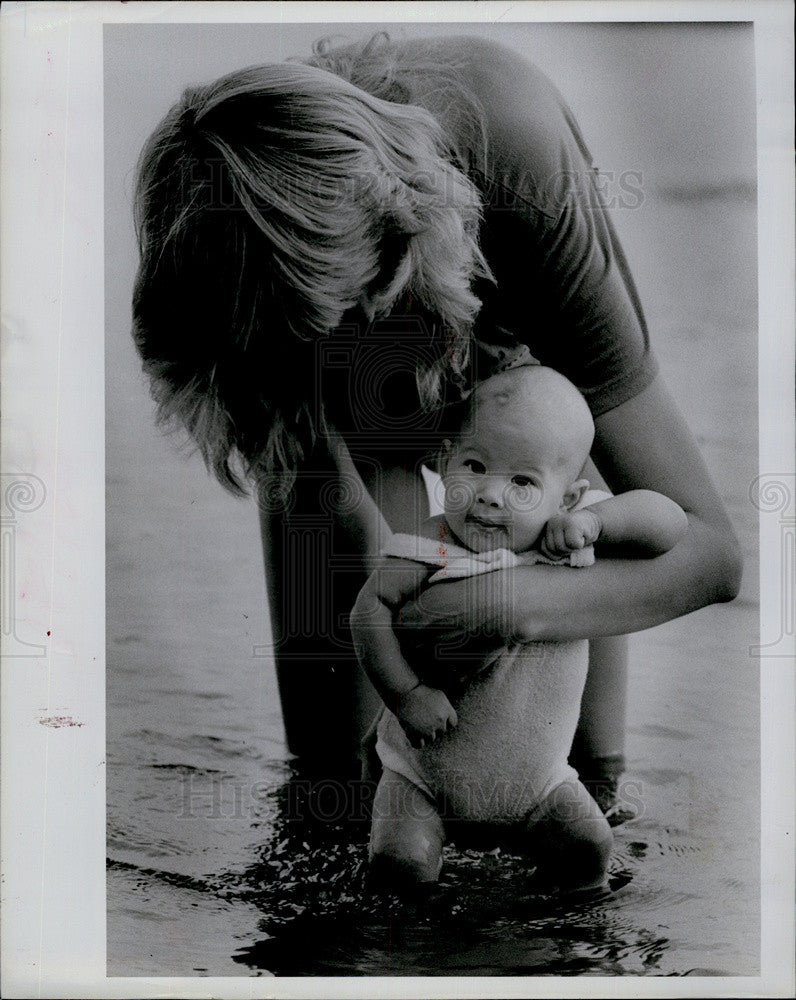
[406,34,553,94]
[399,35,587,206]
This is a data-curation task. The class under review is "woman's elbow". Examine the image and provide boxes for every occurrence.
[648,505,690,556]
[714,534,744,603]
[686,509,743,605]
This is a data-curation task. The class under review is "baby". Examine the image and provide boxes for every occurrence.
[351,365,688,890]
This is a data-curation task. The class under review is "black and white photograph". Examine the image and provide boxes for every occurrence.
[106,13,761,978]
[2,2,794,996]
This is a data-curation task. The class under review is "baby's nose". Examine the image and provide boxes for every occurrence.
[475,482,505,508]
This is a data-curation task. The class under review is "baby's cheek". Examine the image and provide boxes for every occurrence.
[511,516,544,549]
[508,486,541,512]
[443,476,475,516]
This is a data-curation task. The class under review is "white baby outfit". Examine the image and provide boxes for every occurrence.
[376,493,608,824]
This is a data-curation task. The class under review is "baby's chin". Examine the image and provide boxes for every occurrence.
[452,518,544,555]
[459,519,513,553]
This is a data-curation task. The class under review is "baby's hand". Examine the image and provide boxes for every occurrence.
[395,684,458,748]
[541,509,602,559]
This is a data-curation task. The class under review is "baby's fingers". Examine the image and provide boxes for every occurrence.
[544,526,566,555]
[564,525,586,549]
[541,525,557,552]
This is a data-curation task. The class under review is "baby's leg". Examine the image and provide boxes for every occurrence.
[522,778,613,891]
[368,768,445,884]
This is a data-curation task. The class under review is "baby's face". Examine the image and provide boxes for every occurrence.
[442,406,580,554]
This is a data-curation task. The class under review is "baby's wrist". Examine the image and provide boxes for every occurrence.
[395,680,424,701]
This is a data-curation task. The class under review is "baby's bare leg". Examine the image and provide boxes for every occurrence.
[369,768,445,884]
[523,778,613,891]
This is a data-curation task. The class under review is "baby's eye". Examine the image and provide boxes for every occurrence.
[511,475,535,489]
[462,459,486,474]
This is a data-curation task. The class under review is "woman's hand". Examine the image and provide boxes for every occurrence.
[398,377,742,644]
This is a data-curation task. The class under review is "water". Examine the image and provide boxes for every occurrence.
[107,732,758,976]
[106,191,759,977]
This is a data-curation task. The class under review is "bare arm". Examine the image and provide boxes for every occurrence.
[351,558,459,745]
[325,432,392,570]
[350,558,431,701]
[398,377,742,643]
[589,490,688,554]
[258,430,390,761]
[543,490,688,558]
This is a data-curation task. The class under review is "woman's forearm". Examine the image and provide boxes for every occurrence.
[512,510,739,640]
[587,490,689,555]
[398,377,743,644]
[326,432,391,567]
[399,511,738,643]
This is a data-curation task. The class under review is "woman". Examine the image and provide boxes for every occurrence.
[131,34,741,810]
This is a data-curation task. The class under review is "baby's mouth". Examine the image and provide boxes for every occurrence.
[467,515,507,531]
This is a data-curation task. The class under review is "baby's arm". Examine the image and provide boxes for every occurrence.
[542,490,689,559]
[350,558,458,747]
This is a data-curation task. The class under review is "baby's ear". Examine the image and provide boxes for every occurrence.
[436,439,454,476]
[561,478,590,511]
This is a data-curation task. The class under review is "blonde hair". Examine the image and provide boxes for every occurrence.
[132,36,492,497]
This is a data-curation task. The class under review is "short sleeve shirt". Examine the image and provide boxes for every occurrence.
[412,36,658,417]
[321,37,658,464]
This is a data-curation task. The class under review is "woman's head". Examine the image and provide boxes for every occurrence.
[132,47,490,496]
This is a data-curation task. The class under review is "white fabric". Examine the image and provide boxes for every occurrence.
[375,496,611,822]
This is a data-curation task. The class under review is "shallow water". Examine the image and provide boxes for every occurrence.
[106,722,759,978]
[106,192,759,977]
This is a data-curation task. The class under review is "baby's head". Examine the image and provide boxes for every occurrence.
[439,366,595,553]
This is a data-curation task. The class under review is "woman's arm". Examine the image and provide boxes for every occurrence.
[543,490,688,558]
[397,376,742,643]
[259,427,395,762]
[324,431,392,569]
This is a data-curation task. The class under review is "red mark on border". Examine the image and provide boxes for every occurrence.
[39,715,84,729]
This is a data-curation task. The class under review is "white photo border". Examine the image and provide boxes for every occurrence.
[1,1,793,997]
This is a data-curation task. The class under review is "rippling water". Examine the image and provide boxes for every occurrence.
[107,193,759,977]
[107,732,758,977]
